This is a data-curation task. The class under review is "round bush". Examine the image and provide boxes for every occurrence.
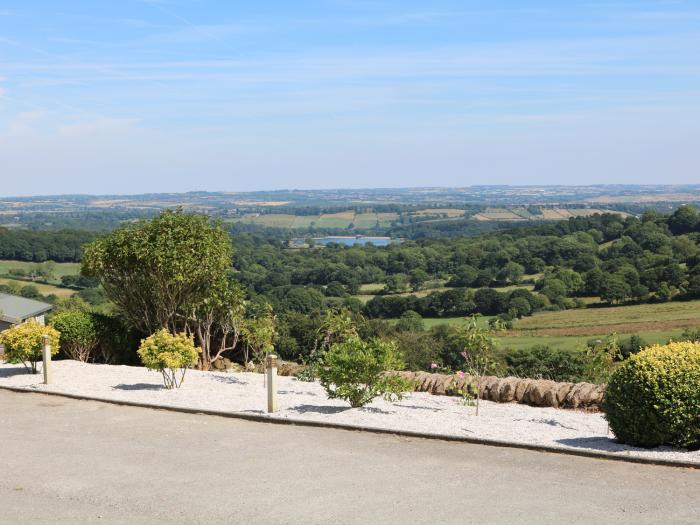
[603,342,700,449]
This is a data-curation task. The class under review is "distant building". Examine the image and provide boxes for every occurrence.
[0,293,53,332]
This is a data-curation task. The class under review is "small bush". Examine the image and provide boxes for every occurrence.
[603,342,700,449]
[506,345,588,383]
[0,320,60,374]
[51,310,99,362]
[318,337,414,408]
[138,330,200,389]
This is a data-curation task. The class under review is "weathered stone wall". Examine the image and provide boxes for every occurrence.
[212,358,604,410]
[393,371,605,410]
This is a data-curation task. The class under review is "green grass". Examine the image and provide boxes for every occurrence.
[514,300,700,332]
[353,213,380,229]
[0,260,80,281]
[0,277,76,298]
[495,329,689,352]
[388,315,495,329]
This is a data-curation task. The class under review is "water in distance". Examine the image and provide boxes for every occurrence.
[292,236,394,247]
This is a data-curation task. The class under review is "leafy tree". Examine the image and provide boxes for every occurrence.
[667,205,699,234]
[0,320,60,374]
[138,329,200,389]
[600,275,631,305]
[187,277,245,371]
[395,310,424,332]
[82,209,233,334]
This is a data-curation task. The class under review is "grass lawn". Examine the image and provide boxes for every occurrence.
[0,260,80,282]
[496,328,689,352]
[513,300,700,335]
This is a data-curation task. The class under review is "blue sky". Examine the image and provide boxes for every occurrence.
[1,1,699,196]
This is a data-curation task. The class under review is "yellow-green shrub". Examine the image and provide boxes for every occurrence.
[603,342,700,449]
[0,320,60,374]
[138,329,200,389]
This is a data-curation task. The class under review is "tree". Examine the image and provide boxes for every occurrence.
[0,320,60,374]
[138,329,200,389]
[395,310,424,332]
[600,275,631,305]
[82,209,233,335]
[667,205,699,234]
[51,310,100,362]
[187,277,245,371]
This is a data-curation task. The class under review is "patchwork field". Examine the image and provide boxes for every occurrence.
[234,211,400,230]
[413,300,700,352]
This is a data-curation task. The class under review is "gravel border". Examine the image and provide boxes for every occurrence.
[1,361,698,469]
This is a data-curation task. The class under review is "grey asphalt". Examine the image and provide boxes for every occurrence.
[0,390,698,525]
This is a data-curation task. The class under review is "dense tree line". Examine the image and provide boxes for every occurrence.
[0,228,96,262]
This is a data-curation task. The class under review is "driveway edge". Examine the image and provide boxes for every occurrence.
[1,385,697,470]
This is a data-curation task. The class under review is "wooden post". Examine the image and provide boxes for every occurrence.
[42,335,52,385]
[266,354,278,413]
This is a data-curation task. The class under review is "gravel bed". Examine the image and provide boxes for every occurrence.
[1,361,697,465]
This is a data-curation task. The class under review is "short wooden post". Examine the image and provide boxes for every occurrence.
[266,354,278,413]
[42,335,52,385]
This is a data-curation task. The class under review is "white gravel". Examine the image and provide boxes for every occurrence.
[1,361,697,465]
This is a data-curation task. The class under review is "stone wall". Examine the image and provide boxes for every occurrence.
[393,371,605,410]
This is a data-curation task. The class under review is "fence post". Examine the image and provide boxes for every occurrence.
[266,354,278,413]
[42,335,52,385]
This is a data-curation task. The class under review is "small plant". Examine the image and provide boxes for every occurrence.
[299,308,359,382]
[138,329,200,389]
[603,342,700,449]
[583,334,622,384]
[453,371,477,406]
[318,337,414,408]
[241,302,277,369]
[459,316,502,415]
[0,320,60,374]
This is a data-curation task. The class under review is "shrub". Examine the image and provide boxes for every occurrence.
[603,342,700,449]
[318,337,414,408]
[0,320,60,374]
[506,345,588,383]
[51,310,99,362]
[138,329,200,389]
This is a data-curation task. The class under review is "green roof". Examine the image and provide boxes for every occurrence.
[0,293,53,324]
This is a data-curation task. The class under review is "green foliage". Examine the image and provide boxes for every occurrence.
[603,342,700,449]
[50,310,100,362]
[0,321,60,374]
[318,337,413,407]
[458,316,503,415]
[82,209,233,334]
[583,334,622,384]
[241,302,277,367]
[505,345,588,382]
[137,329,200,389]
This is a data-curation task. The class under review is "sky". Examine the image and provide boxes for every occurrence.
[1,1,699,196]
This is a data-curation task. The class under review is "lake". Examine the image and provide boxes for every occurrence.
[294,236,394,247]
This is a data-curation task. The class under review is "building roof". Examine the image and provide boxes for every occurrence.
[0,293,53,324]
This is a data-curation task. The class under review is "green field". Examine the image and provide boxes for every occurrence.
[0,277,76,298]
[0,260,80,282]
[232,210,398,230]
[407,300,700,352]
